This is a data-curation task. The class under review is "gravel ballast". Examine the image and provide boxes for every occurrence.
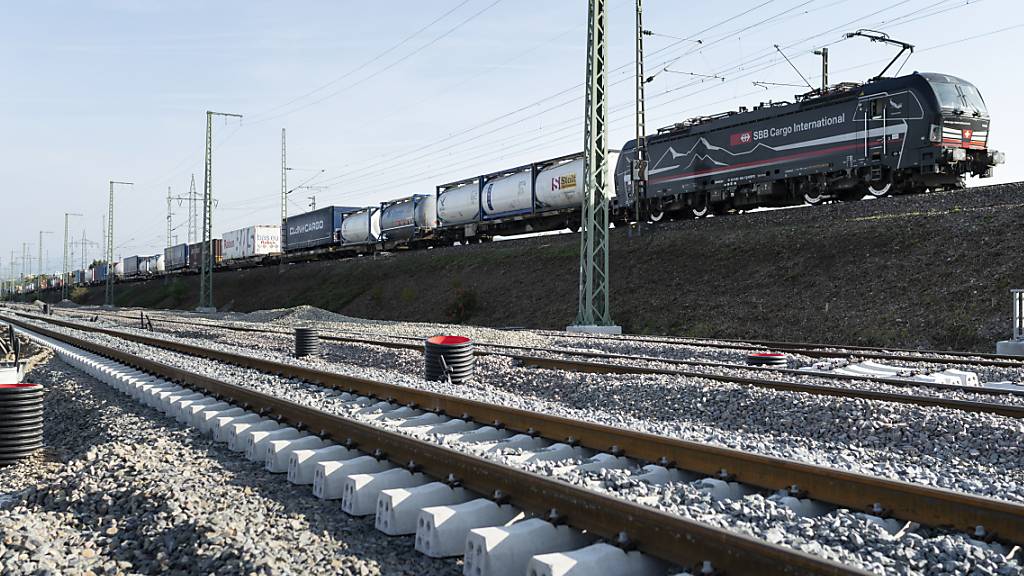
[8,315,1024,575]
[0,354,458,576]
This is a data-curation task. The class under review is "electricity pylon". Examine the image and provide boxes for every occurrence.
[199,110,242,311]
[570,0,620,334]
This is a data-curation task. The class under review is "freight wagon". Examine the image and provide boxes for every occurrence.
[222,225,281,261]
[282,206,359,252]
[164,243,189,271]
[187,240,223,269]
[435,151,620,243]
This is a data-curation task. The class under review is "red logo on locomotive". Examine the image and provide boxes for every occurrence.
[730,131,752,146]
[963,129,973,142]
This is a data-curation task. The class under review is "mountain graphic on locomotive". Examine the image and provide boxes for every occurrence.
[614,72,1004,220]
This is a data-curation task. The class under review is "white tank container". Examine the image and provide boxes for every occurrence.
[481,169,532,218]
[340,208,381,245]
[535,152,619,211]
[437,183,479,225]
[381,195,438,242]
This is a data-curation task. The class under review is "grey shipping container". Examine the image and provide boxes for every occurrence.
[283,206,360,251]
[165,243,189,271]
[188,240,222,269]
[122,256,140,276]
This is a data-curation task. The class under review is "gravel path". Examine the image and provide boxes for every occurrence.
[0,354,458,576]
[15,320,1024,576]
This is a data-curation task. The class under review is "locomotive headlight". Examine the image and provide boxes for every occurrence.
[929,124,942,143]
[950,148,967,162]
[990,150,1006,165]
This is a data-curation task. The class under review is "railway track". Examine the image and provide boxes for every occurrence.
[8,312,1024,557]
[11,317,867,575]
[533,329,1024,369]
[38,306,1024,369]
[22,310,1024,417]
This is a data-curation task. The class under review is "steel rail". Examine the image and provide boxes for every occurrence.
[532,328,1024,368]
[40,308,1024,400]
[8,313,1024,545]
[44,305,1024,368]
[13,317,864,576]
[515,355,1024,419]
[26,311,1024,410]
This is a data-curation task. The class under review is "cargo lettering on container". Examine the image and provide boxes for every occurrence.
[223,225,281,260]
[283,207,359,252]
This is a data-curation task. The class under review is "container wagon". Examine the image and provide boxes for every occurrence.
[282,206,359,252]
[222,225,282,261]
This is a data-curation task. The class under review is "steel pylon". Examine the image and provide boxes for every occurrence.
[573,0,617,331]
[199,110,242,311]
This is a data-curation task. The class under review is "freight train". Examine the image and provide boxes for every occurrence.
[37,71,1002,292]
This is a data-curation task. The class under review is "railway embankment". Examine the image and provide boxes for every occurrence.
[42,182,1024,352]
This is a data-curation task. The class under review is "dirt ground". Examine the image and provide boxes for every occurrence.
[33,182,1024,352]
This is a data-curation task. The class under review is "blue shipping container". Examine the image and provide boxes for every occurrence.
[283,206,360,251]
[164,243,189,270]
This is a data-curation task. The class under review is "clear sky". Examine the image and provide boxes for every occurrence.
[1,0,1018,276]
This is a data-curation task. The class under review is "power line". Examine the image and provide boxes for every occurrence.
[246,0,506,125]
[246,0,475,123]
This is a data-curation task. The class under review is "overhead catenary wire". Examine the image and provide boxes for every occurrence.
[108,0,998,256]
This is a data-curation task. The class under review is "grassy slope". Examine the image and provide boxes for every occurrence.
[43,184,1024,352]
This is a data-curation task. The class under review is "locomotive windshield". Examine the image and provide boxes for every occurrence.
[928,79,988,116]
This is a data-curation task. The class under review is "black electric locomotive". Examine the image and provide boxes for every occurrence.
[614,72,1004,219]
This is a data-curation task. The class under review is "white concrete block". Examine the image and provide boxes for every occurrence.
[376,482,473,536]
[484,434,550,453]
[506,443,591,465]
[449,426,512,444]
[161,391,205,416]
[341,468,429,516]
[265,436,329,473]
[137,383,180,406]
[770,492,834,518]
[415,499,521,558]
[464,518,590,576]
[288,444,360,485]
[996,340,1024,356]
[422,419,477,436]
[148,386,187,409]
[227,419,280,452]
[527,543,666,576]
[246,427,303,462]
[212,413,264,443]
[177,398,226,424]
[697,478,758,501]
[167,393,213,420]
[940,369,979,387]
[576,453,636,473]
[396,412,449,430]
[634,464,701,485]
[313,456,392,500]
[194,407,246,434]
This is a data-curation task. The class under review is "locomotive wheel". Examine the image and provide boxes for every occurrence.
[867,180,892,198]
[690,197,709,218]
[803,189,825,205]
[648,209,666,223]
